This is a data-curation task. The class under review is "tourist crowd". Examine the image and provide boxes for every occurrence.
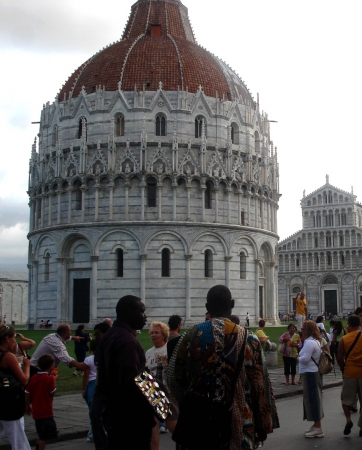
[1,289,362,449]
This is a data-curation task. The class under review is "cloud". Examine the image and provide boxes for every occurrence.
[0,197,28,229]
[0,0,127,53]
[0,223,28,269]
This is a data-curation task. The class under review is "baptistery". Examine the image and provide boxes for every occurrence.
[27,0,280,327]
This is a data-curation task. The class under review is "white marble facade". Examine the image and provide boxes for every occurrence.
[0,269,28,325]
[27,0,280,327]
[278,177,362,316]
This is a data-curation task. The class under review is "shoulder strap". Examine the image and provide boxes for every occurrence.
[345,331,361,363]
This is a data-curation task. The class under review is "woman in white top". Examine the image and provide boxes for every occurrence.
[298,320,324,438]
[145,321,169,450]
[315,316,329,343]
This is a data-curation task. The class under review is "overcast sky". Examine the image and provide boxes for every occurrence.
[1,0,361,270]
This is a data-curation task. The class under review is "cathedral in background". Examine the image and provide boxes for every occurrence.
[278,176,362,316]
[27,0,280,327]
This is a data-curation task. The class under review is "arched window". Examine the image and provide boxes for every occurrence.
[241,211,245,225]
[78,118,87,139]
[44,253,50,282]
[115,115,125,136]
[52,125,59,146]
[341,254,345,265]
[204,249,213,278]
[195,117,205,138]
[340,235,344,246]
[341,213,347,225]
[74,180,82,211]
[116,249,124,277]
[315,237,318,248]
[147,179,157,207]
[231,123,239,144]
[292,286,301,293]
[156,115,166,136]
[240,253,246,279]
[205,181,212,209]
[315,255,319,266]
[327,254,332,266]
[161,248,170,277]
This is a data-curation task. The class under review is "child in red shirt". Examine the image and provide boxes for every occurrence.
[25,354,58,450]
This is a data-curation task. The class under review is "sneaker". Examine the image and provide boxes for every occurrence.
[305,427,324,438]
[72,371,78,377]
[305,425,315,433]
[86,437,93,443]
[351,407,358,413]
[159,425,167,433]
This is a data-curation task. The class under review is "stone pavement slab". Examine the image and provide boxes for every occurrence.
[0,365,344,449]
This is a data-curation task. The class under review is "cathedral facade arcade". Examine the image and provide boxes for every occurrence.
[27,0,280,327]
[278,177,362,316]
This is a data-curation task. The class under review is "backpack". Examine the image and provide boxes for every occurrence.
[0,350,26,420]
[311,341,334,375]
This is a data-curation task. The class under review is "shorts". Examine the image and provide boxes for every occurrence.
[295,314,305,332]
[35,417,58,441]
[340,377,362,406]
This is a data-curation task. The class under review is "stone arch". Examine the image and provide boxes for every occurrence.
[96,228,141,255]
[190,231,228,256]
[144,230,187,255]
[60,233,93,259]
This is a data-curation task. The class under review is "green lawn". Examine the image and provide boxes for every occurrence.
[17,319,346,394]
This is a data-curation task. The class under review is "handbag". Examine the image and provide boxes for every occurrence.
[134,368,172,421]
[277,342,285,354]
[0,350,26,420]
[172,330,247,450]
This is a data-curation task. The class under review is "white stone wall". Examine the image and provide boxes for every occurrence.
[0,281,28,325]
[28,87,280,327]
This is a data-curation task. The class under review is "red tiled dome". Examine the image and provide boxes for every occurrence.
[58,0,253,103]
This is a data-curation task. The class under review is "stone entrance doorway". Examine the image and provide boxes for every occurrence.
[73,278,90,323]
[324,290,337,315]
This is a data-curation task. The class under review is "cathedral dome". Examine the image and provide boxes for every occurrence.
[59,0,253,103]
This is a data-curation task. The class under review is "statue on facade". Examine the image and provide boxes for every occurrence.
[213,167,219,178]
[157,164,164,175]
[125,163,131,174]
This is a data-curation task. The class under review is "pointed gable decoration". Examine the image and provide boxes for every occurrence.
[147,142,172,174]
[115,140,141,174]
[207,145,227,179]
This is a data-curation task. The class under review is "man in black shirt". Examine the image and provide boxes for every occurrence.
[97,295,154,450]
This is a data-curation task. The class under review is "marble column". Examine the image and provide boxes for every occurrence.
[186,184,191,221]
[108,182,114,220]
[68,188,72,223]
[140,182,146,221]
[56,258,67,322]
[94,184,100,221]
[185,254,192,320]
[140,254,147,302]
[201,186,206,222]
[91,256,99,321]
[247,193,251,226]
[254,259,260,322]
[214,187,219,223]
[172,183,178,220]
[238,191,242,225]
[260,198,264,229]
[226,188,231,224]
[157,183,163,220]
[80,185,87,222]
[56,189,62,225]
[225,256,233,287]
[124,182,130,220]
[48,192,52,226]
